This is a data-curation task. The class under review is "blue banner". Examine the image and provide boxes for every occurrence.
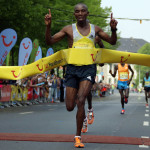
[0,29,17,66]
[35,46,42,61]
[46,48,54,57]
[18,38,32,66]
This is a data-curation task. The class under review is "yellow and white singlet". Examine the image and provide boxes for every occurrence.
[72,23,95,49]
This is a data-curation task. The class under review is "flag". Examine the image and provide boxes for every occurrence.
[29,39,39,63]
[0,28,17,66]
[46,48,54,57]
[35,46,42,61]
[18,38,32,66]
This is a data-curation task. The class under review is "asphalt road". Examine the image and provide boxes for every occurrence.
[0,91,149,150]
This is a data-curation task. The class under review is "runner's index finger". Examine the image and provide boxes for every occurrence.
[48,9,51,15]
[111,12,113,20]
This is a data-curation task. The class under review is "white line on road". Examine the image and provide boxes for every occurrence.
[145,114,149,117]
[19,112,33,115]
[139,145,149,148]
[47,105,53,106]
[145,110,149,113]
[146,106,149,109]
[143,121,149,126]
[141,136,149,138]
[49,105,58,107]
[48,109,54,111]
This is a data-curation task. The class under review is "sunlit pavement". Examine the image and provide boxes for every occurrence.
[0,92,149,150]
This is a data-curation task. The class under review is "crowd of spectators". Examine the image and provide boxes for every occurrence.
[91,81,116,97]
[20,73,66,103]
[0,73,117,106]
[0,72,65,104]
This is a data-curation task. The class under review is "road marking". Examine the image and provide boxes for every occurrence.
[146,106,149,109]
[46,105,58,107]
[143,121,149,126]
[0,133,150,145]
[145,114,149,117]
[50,105,58,106]
[139,145,149,148]
[141,136,149,138]
[126,101,144,103]
[48,109,54,111]
[145,110,149,113]
[19,112,33,115]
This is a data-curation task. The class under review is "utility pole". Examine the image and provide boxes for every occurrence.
[139,65,141,87]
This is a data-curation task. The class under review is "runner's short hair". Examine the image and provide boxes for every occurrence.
[74,3,88,12]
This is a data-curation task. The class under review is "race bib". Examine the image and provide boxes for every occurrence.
[72,37,95,49]
[145,81,150,86]
[120,72,128,80]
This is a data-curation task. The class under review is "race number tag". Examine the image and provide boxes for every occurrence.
[145,81,150,86]
[120,72,128,80]
[72,37,95,49]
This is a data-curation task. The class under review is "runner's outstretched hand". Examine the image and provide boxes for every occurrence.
[109,70,112,74]
[110,13,118,30]
[45,9,51,26]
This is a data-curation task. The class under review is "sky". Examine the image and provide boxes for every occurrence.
[101,0,150,43]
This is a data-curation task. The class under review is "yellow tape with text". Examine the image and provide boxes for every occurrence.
[0,48,150,80]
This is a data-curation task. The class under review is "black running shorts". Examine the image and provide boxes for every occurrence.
[144,87,150,92]
[65,64,96,89]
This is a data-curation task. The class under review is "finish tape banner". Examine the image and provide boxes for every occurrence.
[0,48,150,80]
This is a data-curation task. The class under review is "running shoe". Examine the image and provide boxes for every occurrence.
[121,109,125,114]
[124,97,128,104]
[74,136,84,148]
[87,109,94,124]
[146,103,149,107]
[81,118,88,133]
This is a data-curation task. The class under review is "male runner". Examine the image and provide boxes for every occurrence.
[81,35,104,133]
[45,3,117,148]
[143,72,150,107]
[109,63,134,114]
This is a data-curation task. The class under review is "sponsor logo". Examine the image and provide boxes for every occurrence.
[1,35,16,47]
[11,68,22,78]
[36,64,43,71]
[91,51,99,62]
[87,76,91,80]
[120,54,130,63]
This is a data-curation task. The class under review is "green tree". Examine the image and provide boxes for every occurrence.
[0,0,119,66]
[49,0,119,50]
[135,43,150,86]
[0,0,50,65]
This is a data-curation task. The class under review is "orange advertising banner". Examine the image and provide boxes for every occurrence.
[0,85,11,102]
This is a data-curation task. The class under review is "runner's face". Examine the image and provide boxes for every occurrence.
[146,72,149,77]
[74,5,89,22]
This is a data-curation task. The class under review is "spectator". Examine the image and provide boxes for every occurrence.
[47,74,52,102]
[57,76,61,100]
[111,84,115,94]
[50,74,57,103]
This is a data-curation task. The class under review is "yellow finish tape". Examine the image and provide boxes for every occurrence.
[0,48,150,80]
